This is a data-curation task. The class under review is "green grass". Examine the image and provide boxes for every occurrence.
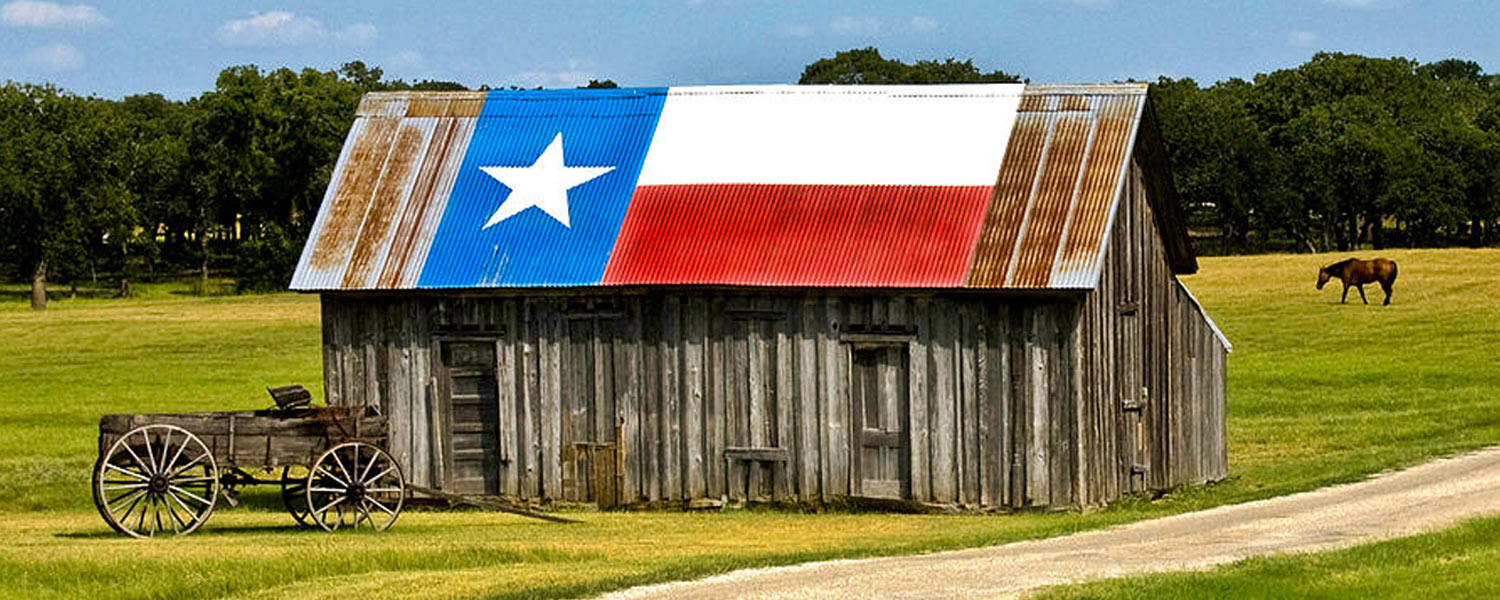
[2,248,1499,599]
[1034,514,1500,599]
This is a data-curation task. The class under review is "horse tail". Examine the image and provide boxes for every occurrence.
[1388,260,1398,284]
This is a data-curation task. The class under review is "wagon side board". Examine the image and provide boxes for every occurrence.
[98,408,389,469]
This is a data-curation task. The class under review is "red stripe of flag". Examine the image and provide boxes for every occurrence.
[602,184,994,287]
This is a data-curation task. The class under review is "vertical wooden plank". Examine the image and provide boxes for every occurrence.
[685,296,707,500]
[616,298,641,502]
[519,300,540,499]
[412,299,434,489]
[498,299,519,496]
[821,296,848,497]
[746,316,765,499]
[908,296,931,502]
[706,295,726,500]
[641,295,661,502]
[661,295,682,501]
[985,301,1009,508]
[959,302,980,506]
[1026,307,1050,506]
[774,301,794,502]
[798,298,821,502]
[321,299,343,407]
[540,301,563,501]
[930,298,957,503]
[974,300,992,508]
[560,311,578,501]
[1054,303,1077,507]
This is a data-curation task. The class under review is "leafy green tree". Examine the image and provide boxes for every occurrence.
[0,83,124,309]
[799,47,1021,85]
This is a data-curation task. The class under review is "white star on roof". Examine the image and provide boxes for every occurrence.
[478,133,614,228]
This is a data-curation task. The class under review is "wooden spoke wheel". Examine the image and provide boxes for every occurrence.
[305,442,405,532]
[279,465,315,527]
[93,424,219,538]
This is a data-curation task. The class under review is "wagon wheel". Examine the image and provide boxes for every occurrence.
[92,424,219,538]
[305,442,405,532]
[280,465,315,527]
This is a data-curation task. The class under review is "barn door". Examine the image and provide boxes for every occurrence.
[437,339,501,495]
[851,345,910,499]
[561,308,621,506]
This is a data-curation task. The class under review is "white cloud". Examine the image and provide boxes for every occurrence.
[1288,29,1317,47]
[386,49,425,74]
[217,11,321,45]
[830,16,882,36]
[1,0,106,27]
[335,22,378,46]
[512,59,595,89]
[216,11,375,47]
[780,23,813,38]
[824,16,938,37]
[26,41,82,70]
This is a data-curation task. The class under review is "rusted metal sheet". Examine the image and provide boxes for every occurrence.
[305,117,399,273]
[341,120,433,288]
[292,112,479,290]
[1052,94,1145,287]
[405,92,486,118]
[966,86,1148,289]
[376,117,475,288]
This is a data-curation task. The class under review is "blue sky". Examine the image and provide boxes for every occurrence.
[0,0,1494,99]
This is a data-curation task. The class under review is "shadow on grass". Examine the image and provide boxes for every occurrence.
[57,523,317,539]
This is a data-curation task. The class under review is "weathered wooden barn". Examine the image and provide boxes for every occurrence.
[291,83,1230,510]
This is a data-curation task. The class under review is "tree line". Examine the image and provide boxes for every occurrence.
[1155,53,1500,254]
[2,49,1498,310]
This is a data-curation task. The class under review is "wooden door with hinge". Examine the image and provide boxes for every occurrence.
[1119,302,1149,493]
[851,345,911,499]
[436,338,502,495]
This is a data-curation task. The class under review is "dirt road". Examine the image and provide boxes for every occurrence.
[601,446,1500,599]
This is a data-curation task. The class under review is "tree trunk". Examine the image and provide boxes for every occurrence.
[199,229,210,295]
[30,258,47,311]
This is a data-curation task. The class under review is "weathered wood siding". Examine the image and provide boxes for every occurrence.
[1075,160,1229,507]
[322,291,1084,509]
[316,164,1226,512]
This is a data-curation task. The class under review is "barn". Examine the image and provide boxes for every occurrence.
[290,83,1230,510]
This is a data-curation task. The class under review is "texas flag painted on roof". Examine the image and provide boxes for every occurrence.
[291,83,1163,291]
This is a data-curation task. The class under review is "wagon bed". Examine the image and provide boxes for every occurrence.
[98,406,386,468]
[92,387,406,538]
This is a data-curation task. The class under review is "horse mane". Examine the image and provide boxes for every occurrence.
[1324,258,1357,272]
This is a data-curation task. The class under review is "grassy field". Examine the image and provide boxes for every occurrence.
[2,248,1499,599]
[1036,514,1500,599]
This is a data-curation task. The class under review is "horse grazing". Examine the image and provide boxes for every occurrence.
[1317,258,1399,305]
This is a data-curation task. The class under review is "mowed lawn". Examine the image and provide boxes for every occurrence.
[1,248,1498,599]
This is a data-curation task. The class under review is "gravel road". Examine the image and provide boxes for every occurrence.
[600,446,1500,599]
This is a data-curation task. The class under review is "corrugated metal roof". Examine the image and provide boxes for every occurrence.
[967,88,1145,288]
[291,83,1195,291]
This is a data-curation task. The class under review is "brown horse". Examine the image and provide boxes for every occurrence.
[1317,258,1399,305]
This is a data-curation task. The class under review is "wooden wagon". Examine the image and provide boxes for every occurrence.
[92,386,406,538]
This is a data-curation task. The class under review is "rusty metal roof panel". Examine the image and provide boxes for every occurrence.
[965,85,1148,289]
[293,83,1190,292]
